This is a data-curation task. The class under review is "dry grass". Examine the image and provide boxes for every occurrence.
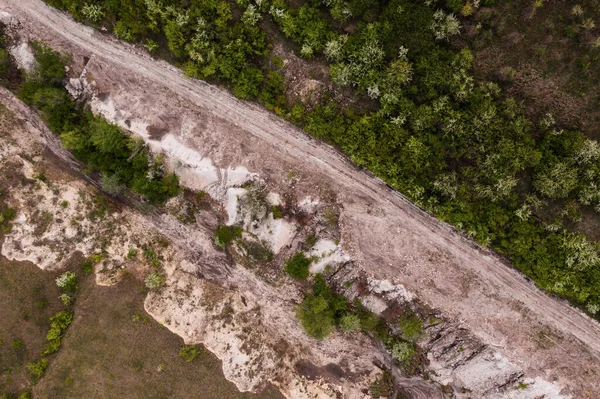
[0,256,63,395]
[32,274,283,399]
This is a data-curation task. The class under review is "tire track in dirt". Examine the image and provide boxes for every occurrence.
[3,0,600,380]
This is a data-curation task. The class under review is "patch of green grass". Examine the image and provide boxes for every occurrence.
[144,273,164,289]
[34,300,48,309]
[241,240,273,263]
[272,205,282,219]
[179,345,203,362]
[390,340,415,363]
[0,207,16,233]
[369,371,394,398]
[0,256,64,393]
[11,339,23,349]
[80,259,94,273]
[339,313,361,332]
[323,206,337,226]
[33,277,284,399]
[127,248,138,259]
[143,246,161,268]
[305,234,317,248]
[214,225,243,249]
[131,311,149,324]
[33,173,46,182]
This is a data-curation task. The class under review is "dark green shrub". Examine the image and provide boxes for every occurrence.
[14,43,180,205]
[297,274,349,339]
[285,252,311,279]
[446,0,463,12]
[398,313,423,340]
[297,294,336,339]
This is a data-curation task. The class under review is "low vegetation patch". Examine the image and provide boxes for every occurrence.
[144,272,164,290]
[214,225,243,248]
[179,345,203,363]
[240,239,273,264]
[55,271,77,292]
[0,188,16,234]
[0,206,16,234]
[42,310,73,356]
[26,358,48,381]
[271,205,282,219]
[30,277,284,399]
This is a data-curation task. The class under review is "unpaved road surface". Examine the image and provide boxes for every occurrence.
[3,0,600,397]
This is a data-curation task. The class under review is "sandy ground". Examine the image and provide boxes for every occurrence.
[1,1,600,398]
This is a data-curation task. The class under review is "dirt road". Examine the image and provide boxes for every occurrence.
[3,0,600,396]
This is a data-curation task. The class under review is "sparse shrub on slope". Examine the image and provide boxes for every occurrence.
[13,42,180,205]
[214,225,243,248]
[285,252,311,279]
[179,345,204,362]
